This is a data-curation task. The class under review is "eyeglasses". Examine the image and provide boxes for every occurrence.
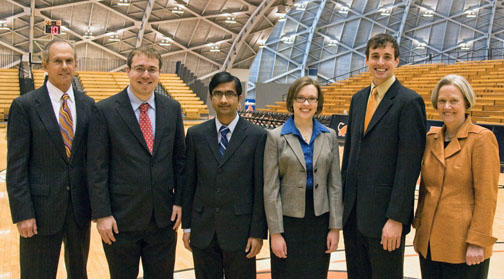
[295,96,318,104]
[212,90,238,98]
[132,66,159,74]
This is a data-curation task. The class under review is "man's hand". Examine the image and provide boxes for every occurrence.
[183,232,191,252]
[245,237,263,258]
[97,216,118,245]
[326,229,340,254]
[17,218,37,238]
[171,205,182,231]
[381,219,402,251]
[270,233,287,258]
[466,244,484,266]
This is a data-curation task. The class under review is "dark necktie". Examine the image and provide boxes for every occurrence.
[139,103,154,154]
[59,93,73,158]
[219,126,230,157]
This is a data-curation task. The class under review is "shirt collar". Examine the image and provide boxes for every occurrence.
[46,80,75,104]
[370,75,396,99]
[215,113,239,134]
[127,86,156,111]
[280,116,329,138]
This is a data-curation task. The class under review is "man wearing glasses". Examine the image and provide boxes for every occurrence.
[182,72,267,278]
[87,47,185,279]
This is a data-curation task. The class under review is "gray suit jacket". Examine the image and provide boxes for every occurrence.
[263,126,343,234]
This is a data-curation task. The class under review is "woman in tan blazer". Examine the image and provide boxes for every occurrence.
[413,74,499,279]
[263,77,343,279]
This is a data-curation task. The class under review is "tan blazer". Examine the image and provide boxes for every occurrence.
[413,116,499,264]
[263,126,343,234]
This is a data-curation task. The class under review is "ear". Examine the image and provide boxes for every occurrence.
[125,66,131,73]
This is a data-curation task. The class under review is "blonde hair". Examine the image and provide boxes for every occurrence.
[431,74,475,111]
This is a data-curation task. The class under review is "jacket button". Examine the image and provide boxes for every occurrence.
[66,186,70,191]
[314,168,318,173]
[315,184,318,189]
[216,208,220,213]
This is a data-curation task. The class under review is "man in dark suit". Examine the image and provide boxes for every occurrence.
[182,72,267,279]
[341,33,427,278]
[7,39,94,278]
[87,47,185,279]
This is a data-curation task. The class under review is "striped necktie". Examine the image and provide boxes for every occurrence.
[59,93,74,158]
[219,126,230,157]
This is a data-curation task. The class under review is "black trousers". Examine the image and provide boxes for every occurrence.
[419,246,490,279]
[102,222,177,279]
[191,234,256,279]
[270,189,330,279]
[343,208,405,279]
[19,202,90,279]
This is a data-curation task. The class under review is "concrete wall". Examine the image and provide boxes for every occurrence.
[255,82,290,110]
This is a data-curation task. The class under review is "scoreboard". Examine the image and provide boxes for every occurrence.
[45,20,61,35]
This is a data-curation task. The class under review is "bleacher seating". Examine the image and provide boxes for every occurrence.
[0,68,20,120]
[263,60,504,125]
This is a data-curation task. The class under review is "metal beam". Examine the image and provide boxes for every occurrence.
[222,0,276,70]
[263,67,300,83]
[299,0,327,76]
[136,0,155,47]
[37,0,92,11]
[0,39,27,54]
[397,0,412,44]
[487,0,497,59]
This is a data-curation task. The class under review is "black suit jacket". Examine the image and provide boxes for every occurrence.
[7,85,94,235]
[341,79,427,238]
[87,89,185,232]
[182,117,267,251]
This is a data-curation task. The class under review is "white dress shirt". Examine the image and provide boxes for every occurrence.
[46,80,77,133]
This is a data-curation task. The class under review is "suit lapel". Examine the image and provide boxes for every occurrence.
[204,120,221,163]
[70,90,86,161]
[115,89,151,154]
[152,94,166,156]
[220,118,248,166]
[34,86,68,162]
[355,89,368,138]
[430,131,445,166]
[284,133,306,170]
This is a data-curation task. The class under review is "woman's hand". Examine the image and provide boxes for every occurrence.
[326,229,340,254]
[270,233,287,258]
[466,244,484,266]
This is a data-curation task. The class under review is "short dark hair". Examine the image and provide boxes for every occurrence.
[42,39,76,64]
[286,76,324,115]
[365,33,399,60]
[209,72,242,97]
[127,47,163,69]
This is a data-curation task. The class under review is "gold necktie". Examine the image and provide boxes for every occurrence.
[364,88,378,132]
[59,93,74,158]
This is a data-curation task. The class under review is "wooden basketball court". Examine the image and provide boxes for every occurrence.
[0,127,503,278]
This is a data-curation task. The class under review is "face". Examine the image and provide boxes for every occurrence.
[365,43,399,86]
[43,42,76,92]
[211,81,240,120]
[436,84,467,129]
[126,54,160,100]
[293,84,318,121]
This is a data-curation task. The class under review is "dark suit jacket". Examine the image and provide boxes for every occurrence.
[182,117,267,251]
[341,79,426,238]
[87,89,185,232]
[7,85,94,235]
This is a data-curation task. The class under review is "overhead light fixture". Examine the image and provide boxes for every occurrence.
[172,6,184,15]
[422,10,434,17]
[83,29,93,39]
[460,43,470,50]
[258,41,266,48]
[294,2,307,11]
[0,20,9,31]
[159,37,172,46]
[60,26,67,34]
[337,5,349,15]
[380,8,391,16]
[281,35,295,44]
[117,0,131,6]
[209,44,220,52]
[108,33,120,42]
[225,16,236,24]
[415,43,426,50]
[465,10,477,18]
[327,39,338,47]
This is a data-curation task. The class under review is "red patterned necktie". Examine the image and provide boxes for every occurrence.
[139,103,154,154]
[59,93,74,158]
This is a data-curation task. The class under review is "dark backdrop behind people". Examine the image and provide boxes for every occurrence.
[341,33,427,279]
[413,74,499,279]
[87,47,185,279]
[7,39,94,279]
[263,76,343,279]
[182,71,267,279]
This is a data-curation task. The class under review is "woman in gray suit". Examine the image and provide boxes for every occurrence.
[264,76,343,278]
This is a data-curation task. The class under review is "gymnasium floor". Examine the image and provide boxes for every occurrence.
[0,127,503,278]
